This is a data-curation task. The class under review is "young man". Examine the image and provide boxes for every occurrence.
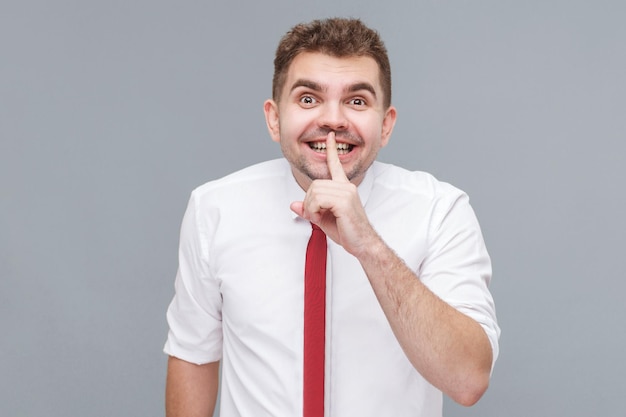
[165,18,499,417]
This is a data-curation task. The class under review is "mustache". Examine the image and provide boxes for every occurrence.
[299,128,363,144]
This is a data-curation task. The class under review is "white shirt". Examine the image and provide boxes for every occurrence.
[164,158,499,417]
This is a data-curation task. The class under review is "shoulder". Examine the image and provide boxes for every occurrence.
[190,159,290,202]
[370,161,465,201]
[184,159,293,217]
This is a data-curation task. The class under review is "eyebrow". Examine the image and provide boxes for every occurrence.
[290,79,377,99]
[290,79,324,93]
[347,82,377,98]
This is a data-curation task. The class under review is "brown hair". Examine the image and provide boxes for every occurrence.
[272,18,392,108]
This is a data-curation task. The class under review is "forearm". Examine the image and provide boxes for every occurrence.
[166,356,220,417]
[356,236,493,406]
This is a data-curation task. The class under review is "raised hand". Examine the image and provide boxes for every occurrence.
[290,132,379,256]
[291,135,495,406]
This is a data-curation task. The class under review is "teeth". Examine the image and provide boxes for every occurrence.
[309,142,353,154]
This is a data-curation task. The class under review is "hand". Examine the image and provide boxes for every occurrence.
[290,132,379,256]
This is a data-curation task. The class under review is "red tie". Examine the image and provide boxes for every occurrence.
[303,223,327,417]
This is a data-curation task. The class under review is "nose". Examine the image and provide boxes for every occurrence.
[318,102,348,131]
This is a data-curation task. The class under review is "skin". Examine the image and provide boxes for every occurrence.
[165,51,493,416]
[166,357,219,417]
[264,52,397,191]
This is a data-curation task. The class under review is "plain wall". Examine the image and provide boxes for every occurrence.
[2,1,625,416]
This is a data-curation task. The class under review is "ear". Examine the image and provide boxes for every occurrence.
[264,99,281,143]
[380,105,397,147]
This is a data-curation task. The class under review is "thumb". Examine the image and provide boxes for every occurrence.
[290,201,305,218]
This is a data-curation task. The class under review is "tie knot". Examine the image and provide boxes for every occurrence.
[311,223,322,232]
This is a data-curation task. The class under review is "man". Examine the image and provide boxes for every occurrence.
[164,18,499,417]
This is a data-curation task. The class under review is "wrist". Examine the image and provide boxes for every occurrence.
[353,229,388,260]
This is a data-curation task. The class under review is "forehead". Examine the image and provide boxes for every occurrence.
[283,52,382,94]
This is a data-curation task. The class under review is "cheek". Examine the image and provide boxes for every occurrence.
[278,123,299,144]
[355,119,384,143]
[280,114,315,140]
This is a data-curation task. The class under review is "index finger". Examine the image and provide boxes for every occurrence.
[326,131,349,183]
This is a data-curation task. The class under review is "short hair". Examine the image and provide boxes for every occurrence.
[272,18,392,109]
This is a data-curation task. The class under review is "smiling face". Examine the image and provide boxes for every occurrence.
[264,52,397,190]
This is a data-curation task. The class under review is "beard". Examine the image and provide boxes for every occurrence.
[290,153,367,183]
[279,127,380,186]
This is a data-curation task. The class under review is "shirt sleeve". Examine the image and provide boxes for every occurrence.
[163,190,223,365]
[420,188,500,370]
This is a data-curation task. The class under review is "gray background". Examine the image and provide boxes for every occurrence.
[2,0,625,416]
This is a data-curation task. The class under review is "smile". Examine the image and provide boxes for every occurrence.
[309,141,354,155]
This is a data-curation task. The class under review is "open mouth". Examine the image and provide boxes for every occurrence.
[309,141,354,155]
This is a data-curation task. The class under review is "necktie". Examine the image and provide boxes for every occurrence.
[303,223,327,417]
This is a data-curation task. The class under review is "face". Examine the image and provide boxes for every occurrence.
[264,52,397,190]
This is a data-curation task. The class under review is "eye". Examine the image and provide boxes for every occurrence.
[349,98,366,107]
[299,95,318,106]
